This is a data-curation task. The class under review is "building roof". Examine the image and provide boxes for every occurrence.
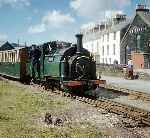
[102,19,131,34]
[0,41,14,51]
[0,41,7,47]
[121,9,150,46]
[138,11,150,27]
[83,19,131,42]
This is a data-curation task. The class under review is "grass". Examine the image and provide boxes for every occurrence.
[0,80,102,138]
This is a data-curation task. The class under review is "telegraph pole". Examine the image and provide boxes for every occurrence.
[25,42,27,47]
[18,39,20,47]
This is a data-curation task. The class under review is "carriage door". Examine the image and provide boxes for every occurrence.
[20,48,28,81]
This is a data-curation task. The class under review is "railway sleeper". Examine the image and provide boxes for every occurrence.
[141,118,150,126]
[52,87,150,127]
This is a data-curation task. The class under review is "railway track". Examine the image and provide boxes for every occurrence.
[1,77,150,127]
[50,89,150,127]
[101,84,150,102]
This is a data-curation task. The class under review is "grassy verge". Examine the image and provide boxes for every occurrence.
[0,80,102,138]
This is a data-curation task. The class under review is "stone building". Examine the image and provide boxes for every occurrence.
[81,14,130,64]
[121,5,150,69]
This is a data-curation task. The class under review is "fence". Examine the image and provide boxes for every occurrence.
[96,64,124,77]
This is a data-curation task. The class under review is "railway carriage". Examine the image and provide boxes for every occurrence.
[0,48,30,81]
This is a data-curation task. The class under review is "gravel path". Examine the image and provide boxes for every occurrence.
[102,76,150,93]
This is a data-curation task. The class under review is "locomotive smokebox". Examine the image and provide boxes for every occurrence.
[76,34,83,54]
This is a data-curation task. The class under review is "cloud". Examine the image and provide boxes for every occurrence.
[28,10,75,34]
[0,34,8,41]
[42,10,75,27]
[0,0,30,8]
[28,24,46,34]
[70,0,131,19]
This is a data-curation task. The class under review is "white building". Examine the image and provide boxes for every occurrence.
[81,14,130,64]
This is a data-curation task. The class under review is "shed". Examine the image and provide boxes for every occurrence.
[0,41,14,51]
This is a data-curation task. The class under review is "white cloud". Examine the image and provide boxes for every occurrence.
[70,0,131,19]
[28,24,46,34]
[0,0,30,8]
[42,10,75,27]
[28,10,75,34]
[0,34,8,41]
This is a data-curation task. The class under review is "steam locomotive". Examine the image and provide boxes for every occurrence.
[0,34,105,91]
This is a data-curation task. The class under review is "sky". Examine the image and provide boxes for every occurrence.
[0,0,149,45]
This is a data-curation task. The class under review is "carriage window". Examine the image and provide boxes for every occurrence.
[0,53,1,62]
[15,51,17,62]
[54,55,61,62]
[17,50,20,62]
[5,53,7,62]
[13,53,15,62]
[9,53,11,62]
[2,53,3,62]
[48,57,54,62]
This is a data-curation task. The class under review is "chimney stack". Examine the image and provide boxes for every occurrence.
[76,34,83,54]
[136,4,149,12]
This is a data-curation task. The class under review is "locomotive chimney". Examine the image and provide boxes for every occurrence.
[76,34,83,54]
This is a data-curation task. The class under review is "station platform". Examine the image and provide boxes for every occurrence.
[101,76,150,94]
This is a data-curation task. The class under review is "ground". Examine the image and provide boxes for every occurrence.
[0,78,150,138]
[102,75,150,93]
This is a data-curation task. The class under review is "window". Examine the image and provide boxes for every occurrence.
[102,35,104,42]
[114,32,116,40]
[107,45,109,55]
[102,46,104,55]
[109,58,111,64]
[48,57,54,62]
[91,43,93,53]
[113,44,116,55]
[105,58,107,64]
[102,58,104,63]
[95,55,100,64]
[97,42,99,53]
[1,53,4,62]
[107,34,109,42]
[0,53,1,62]
[137,35,141,50]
